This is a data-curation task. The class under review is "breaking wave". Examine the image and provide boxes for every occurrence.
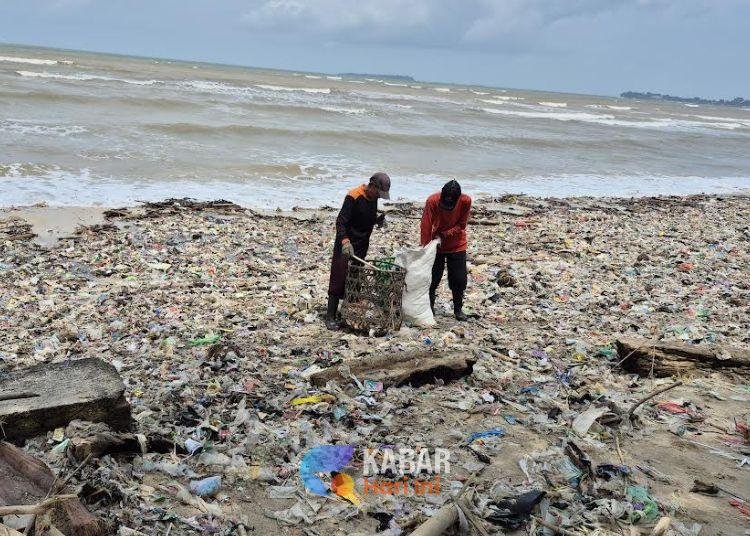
[0,55,59,65]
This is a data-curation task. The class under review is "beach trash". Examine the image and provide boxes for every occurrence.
[340,257,406,334]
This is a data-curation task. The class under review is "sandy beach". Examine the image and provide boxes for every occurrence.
[1,194,749,535]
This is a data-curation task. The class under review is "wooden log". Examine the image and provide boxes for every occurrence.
[409,503,459,536]
[0,442,103,536]
[310,351,476,388]
[0,358,131,441]
[616,336,750,378]
[66,420,183,461]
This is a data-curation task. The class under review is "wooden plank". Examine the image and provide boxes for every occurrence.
[616,336,750,378]
[310,350,476,388]
[0,358,131,441]
[0,442,103,536]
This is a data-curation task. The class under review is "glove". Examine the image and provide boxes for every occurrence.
[376,213,386,227]
[341,240,355,258]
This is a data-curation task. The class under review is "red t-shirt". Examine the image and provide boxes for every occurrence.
[420,193,472,253]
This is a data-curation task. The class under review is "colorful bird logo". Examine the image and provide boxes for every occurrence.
[299,445,361,505]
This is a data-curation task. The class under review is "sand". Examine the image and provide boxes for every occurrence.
[0,205,108,247]
[1,194,749,535]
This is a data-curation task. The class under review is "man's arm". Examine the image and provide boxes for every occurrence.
[420,199,435,246]
[443,197,471,237]
[335,195,354,244]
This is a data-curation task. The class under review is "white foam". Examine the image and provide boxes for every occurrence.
[15,70,159,85]
[3,167,749,209]
[0,119,87,137]
[481,96,523,104]
[326,76,342,80]
[539,101,567,108]
[383,81,408,87]
[410,85,422,89]
[434,87,451,92]
[684,104,700,108]
[482,107,747,131]
[607,105,632,110]
[471,91,489,95]
[304,75,322,79]
[0,55,58,65]
[255,84,331,94]
[319,105,368,115]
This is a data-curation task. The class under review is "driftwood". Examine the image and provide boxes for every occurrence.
[409,502,459,536]
[0,524,24,536]
[0,442,103,536]
[0,358,131,441]
[616,336,750,378]
[627,381,683,420]
[66,420,183,461]
[310,351,476,388]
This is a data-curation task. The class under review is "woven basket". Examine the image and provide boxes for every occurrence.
[340,258,406,334]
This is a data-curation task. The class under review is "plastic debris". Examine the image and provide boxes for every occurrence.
[189,475,222,498]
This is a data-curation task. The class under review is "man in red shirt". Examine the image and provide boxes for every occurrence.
[420,180,472,321]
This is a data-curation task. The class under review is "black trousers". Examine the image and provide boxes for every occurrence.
[430,251,467,304]
[327,239,369,299]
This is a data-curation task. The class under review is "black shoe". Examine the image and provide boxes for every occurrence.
[325,296,340,330]
[453,292,467,321]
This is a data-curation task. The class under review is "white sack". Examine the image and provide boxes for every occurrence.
[395,239,439,327]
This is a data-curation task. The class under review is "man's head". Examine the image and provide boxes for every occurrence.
[439,180,461,210]
[366,172,391,200]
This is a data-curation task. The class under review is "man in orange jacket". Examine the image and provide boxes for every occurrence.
[420,180,472,321]
[325,172,390,330]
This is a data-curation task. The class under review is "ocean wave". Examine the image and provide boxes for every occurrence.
[433,87,451,92]
[16,70,160,85]
[3,167,749,209]
[0,55,58,65]
[481,107,748,131]
[326,76,342,80]
[607,105,632,110]
[481,97,523,104]
[539,101,567,107]
[255,84,331,94]
[471,91,489,95]
[0,162,60,178]
[0,118,87,137]
[318,105,368,115]
[304,75,322,79]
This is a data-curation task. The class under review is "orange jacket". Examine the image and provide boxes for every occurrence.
[420,193,471,253]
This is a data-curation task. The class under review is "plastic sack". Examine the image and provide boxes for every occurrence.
[395,239,439,327]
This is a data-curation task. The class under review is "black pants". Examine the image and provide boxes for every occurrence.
[328,239,369,299]
[430,251,467,305]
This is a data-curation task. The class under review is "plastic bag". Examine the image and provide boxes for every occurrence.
[395,239,439,327]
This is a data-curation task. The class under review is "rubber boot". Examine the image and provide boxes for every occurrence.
[453,292,467,322]
[325,296,340,330]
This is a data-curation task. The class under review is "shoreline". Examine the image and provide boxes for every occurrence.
[3,191,749,247]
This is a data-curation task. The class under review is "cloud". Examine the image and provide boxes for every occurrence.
[241,0,629,49]
[241,0,728,51]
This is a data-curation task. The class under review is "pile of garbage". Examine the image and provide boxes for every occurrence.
[0,193,748,535]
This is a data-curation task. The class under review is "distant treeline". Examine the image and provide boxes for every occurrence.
[621,91,749,107]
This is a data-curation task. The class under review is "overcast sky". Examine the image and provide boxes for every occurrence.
[1,0,747,98]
